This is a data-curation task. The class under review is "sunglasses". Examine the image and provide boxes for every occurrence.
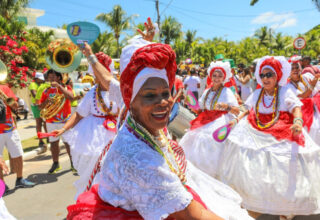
[259,72,275,79]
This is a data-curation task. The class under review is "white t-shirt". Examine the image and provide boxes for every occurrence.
[184,76,201,92]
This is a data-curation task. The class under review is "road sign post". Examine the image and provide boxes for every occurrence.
[293,37,306,55]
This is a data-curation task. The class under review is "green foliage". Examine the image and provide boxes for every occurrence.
[91,31,117,57]
[161,16,182,44]
[96,5,136,58]
[0,0,30,20]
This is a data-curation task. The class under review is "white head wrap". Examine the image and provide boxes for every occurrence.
[255,56,291,87]
[207,61,232,83]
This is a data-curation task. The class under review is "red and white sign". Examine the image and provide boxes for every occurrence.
[293,37,306,50]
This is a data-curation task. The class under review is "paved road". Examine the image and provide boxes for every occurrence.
[3,148,78,220]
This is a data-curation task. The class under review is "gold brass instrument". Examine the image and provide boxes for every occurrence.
[40,92,66,119]
[0,59,7,84]
[46,38,82,73]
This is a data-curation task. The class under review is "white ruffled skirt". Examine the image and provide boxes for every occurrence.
[0,198,16,220]
[219,117,320,215]
[307,108,320,146]
[65,115,115,199]
[180,114,234,178]
[186,162,253,220]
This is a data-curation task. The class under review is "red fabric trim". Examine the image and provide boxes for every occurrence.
[206,67,226,88]
[224,77,238,93]
[120,43,177,108]
[95,52,112,72]
[300,98,314,131]
[247,110,305,146]
[67,184,207,220]
[313,93,320,113]
[259,57,283,82]
[190,110,228,130]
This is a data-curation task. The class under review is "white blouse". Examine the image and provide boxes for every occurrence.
[199,87,239,110]
[98,125,192,220]
[245,86,302,114]
[77,78,123,117]
[286,72,320,98]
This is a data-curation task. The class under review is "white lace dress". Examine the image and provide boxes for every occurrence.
[98,121,253,220]
[65,78,123,199]
[179,87,239,178]
[218,86,320,215]
[0,198,15,220]
[240,78,254,102]
[286,72,320,146]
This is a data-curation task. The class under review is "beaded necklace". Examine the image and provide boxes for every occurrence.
[93,85,118,116]
[290,75,308,92]
[127,116,187,184]
[255,86,280,129]
[203,86,223,110]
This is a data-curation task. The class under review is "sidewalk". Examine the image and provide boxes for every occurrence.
[16,115,37,141]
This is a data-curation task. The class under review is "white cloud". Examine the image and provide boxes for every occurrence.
[252,11,297,29]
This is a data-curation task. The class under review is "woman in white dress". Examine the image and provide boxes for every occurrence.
[218,56,320,219]
[179,61,240,178]
[67,18,253,220]
[286,60,320,146]
[238,67,254,102]
[54,52,123,199]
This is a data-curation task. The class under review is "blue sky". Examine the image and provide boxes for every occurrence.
[29,0,320,42]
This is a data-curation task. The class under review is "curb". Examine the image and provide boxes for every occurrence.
[5,147,46,166]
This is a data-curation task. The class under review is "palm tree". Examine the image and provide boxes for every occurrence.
[161,16,182,44]
[0,0,30,20]
[96,5,135,58]
[92,31,116,56]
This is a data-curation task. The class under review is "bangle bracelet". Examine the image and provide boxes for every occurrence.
[293,117,303,125]
[88,54,98,65]
[61,127,67,132]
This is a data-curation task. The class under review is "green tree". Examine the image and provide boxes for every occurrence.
[161,16,182,44]
[0,0,30,20]
[91,31,116,57]
[96,5,136,58]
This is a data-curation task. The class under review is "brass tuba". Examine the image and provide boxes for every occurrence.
[40,92,66,120]
[46,38,82,73]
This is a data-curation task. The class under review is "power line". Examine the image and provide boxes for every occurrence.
[160,0,174,16]
[156,0,316,18]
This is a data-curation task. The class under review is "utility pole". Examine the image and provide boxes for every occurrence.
[269,28,272,54]
[155,0,161,42]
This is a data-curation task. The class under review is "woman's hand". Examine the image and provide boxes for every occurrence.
[79,42,94,58]
[137,17,156,42]
[53,128,66,137]
[290,123,302,136]
[228,119,238,128]
[215,102,228,111]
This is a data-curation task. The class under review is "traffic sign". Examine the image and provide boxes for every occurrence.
[293,37,306,50]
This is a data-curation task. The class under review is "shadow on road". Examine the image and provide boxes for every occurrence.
[26,151,68,162]
[3,169,72,197]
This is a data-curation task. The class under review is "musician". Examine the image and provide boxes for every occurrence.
[180,61,240,178]
[0,83,35,190]
[39,69,74,174]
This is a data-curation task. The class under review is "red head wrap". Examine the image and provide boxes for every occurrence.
[120,43,177,108]
[259,57,283,82]
[206,67,227,88]
[95,52,112,72]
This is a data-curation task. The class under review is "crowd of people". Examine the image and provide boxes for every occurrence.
[1,18,320,219]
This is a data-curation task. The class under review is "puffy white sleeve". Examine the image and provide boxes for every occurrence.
[199,89,209,110]
[285,83,301,96]
[99,137,193,220]
[224,88,239,107]
[109,78,124,109]
[244,89,259,110]
[282,87,303,113]
[76,87,94,117]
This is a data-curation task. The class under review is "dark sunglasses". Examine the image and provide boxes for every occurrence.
[259,72,275,79]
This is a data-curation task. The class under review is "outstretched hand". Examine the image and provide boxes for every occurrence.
[137,17,156,42]
[0,158,9,175]
[79,42,93,58]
